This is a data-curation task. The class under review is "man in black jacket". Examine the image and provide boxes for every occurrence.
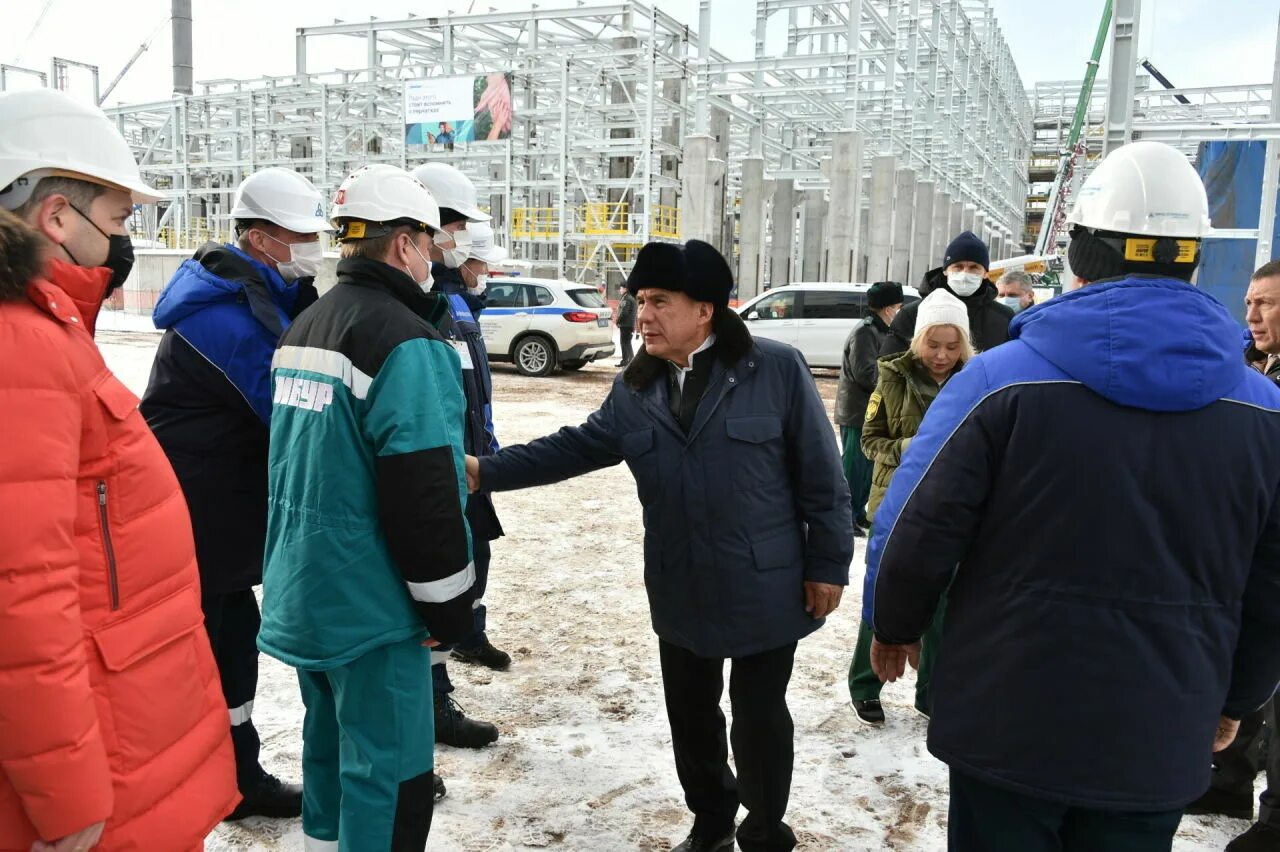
[412,162,506,751]
[880,231,1012,357]
[1187,259,1280,852]
[617,288,638,366]
[140,167,331,819]
[834,281,903,536]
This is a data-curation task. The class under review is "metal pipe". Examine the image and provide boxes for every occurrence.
[171,0,193,95]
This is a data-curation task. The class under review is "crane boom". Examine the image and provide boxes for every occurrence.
[1035,0,1113,257]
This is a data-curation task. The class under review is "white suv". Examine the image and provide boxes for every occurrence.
[737,282,920,369]
[480,277,616,376]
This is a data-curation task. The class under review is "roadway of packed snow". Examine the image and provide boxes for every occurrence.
[94,312,1254,851]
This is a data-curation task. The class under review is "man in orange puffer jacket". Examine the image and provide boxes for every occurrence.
[0,89,238,852]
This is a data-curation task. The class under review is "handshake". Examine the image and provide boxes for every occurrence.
[464,455,480,493]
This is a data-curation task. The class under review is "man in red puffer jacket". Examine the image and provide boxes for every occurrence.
[0,89,238,852]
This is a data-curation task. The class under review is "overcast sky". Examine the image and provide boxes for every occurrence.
[2,0,1276,107]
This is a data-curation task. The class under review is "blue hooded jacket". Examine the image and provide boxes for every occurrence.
[150,244,301,422]
[141,243,315,593]
[865,275,1280,810]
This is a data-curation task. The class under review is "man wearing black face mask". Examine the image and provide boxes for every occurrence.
[0,87,239,851]
[140,166,333,821]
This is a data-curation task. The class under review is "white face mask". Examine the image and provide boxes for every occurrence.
[948,271,984,298]
[406,239,434,292]
[263,233,324,282]
[435,230,472,270]
[997,296,1024,313]
[468,273,488,296]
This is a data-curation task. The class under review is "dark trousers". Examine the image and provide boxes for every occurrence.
[1210,694,1278,826]
[432,536,491,695]
[840,426,872,526]
[619,326,635,365]
[948,769,1183,852]
[659,639,798,852]
[203,588,265,787]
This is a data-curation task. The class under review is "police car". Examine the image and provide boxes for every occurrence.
[480,277,616,376]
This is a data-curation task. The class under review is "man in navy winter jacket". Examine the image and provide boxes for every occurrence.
[865,141,1280,851]
[469,240,853,852]
[140,167,331,818]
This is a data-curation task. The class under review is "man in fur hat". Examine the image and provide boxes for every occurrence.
[466,239,853,852]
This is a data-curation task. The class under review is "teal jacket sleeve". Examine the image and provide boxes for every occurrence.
[364,337,476,644]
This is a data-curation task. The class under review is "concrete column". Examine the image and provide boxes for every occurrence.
[910,181,936,288]
[962,204,978,235]
[931,190,952,275]
[801,189,827,281]
[823,130,864,282]
[738,157,767,301]
[680,135,721,245]
[711,107,732,255]
[857,175,871,281]
[890,168,917,284]
[769,178,795,288]
[949,199,965,246]
[973,212,987,251]
[867,155,896,282]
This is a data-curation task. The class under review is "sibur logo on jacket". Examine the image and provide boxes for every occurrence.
[274,375,335,412]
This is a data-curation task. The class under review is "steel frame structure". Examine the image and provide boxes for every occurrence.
[101,0,1031,282]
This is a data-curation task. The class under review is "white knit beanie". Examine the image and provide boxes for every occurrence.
[916,289,971,342]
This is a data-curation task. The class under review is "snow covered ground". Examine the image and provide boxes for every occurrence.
[96,317,1255,851]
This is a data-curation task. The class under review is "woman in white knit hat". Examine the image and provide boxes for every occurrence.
[848,288,973,726]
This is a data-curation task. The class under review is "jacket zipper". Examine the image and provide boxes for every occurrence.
[97,481,121,611]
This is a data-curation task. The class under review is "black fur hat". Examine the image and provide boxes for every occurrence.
[625,239,734,308]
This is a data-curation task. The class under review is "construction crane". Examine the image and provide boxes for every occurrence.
[99,17,170,105]
[1034,0,1113,257]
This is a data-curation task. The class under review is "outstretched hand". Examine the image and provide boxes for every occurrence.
[870,637,922,683]
[464,455,480,493]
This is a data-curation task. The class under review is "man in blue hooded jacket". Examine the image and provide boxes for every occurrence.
[140,167,331,819]
[865,141,1280,851]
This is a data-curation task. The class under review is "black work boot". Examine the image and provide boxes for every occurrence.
[452,638,512,671]
[671,826,736,852]
[434,692,499,748]
[225,772,303,820]
[1187,786,1255,821]
[1226,823,1280,852]
[433,773,447,802]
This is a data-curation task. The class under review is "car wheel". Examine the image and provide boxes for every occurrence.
[561,359,587,371]
[514,336,556,377]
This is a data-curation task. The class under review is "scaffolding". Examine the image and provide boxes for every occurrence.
[101,0,1032,286]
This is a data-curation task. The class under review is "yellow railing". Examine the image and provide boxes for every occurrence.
[511,205,682,241]
[512,207,561,239]
[583,202,629,235]
[651,205,680,239]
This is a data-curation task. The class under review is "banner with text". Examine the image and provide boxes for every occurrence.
[404,73,514,147]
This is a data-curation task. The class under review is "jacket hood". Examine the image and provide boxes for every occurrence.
[919,265,998,308]
[154,243,291,330]
[1013,276,1244,412]
[0,208,44,301]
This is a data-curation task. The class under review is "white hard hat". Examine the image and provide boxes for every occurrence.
[463,221,508,263]
[231,167,332,234]
[0,88,160,209]
[410,163,490,222]
[330,164,441,240]
[1067,140,1211,239]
